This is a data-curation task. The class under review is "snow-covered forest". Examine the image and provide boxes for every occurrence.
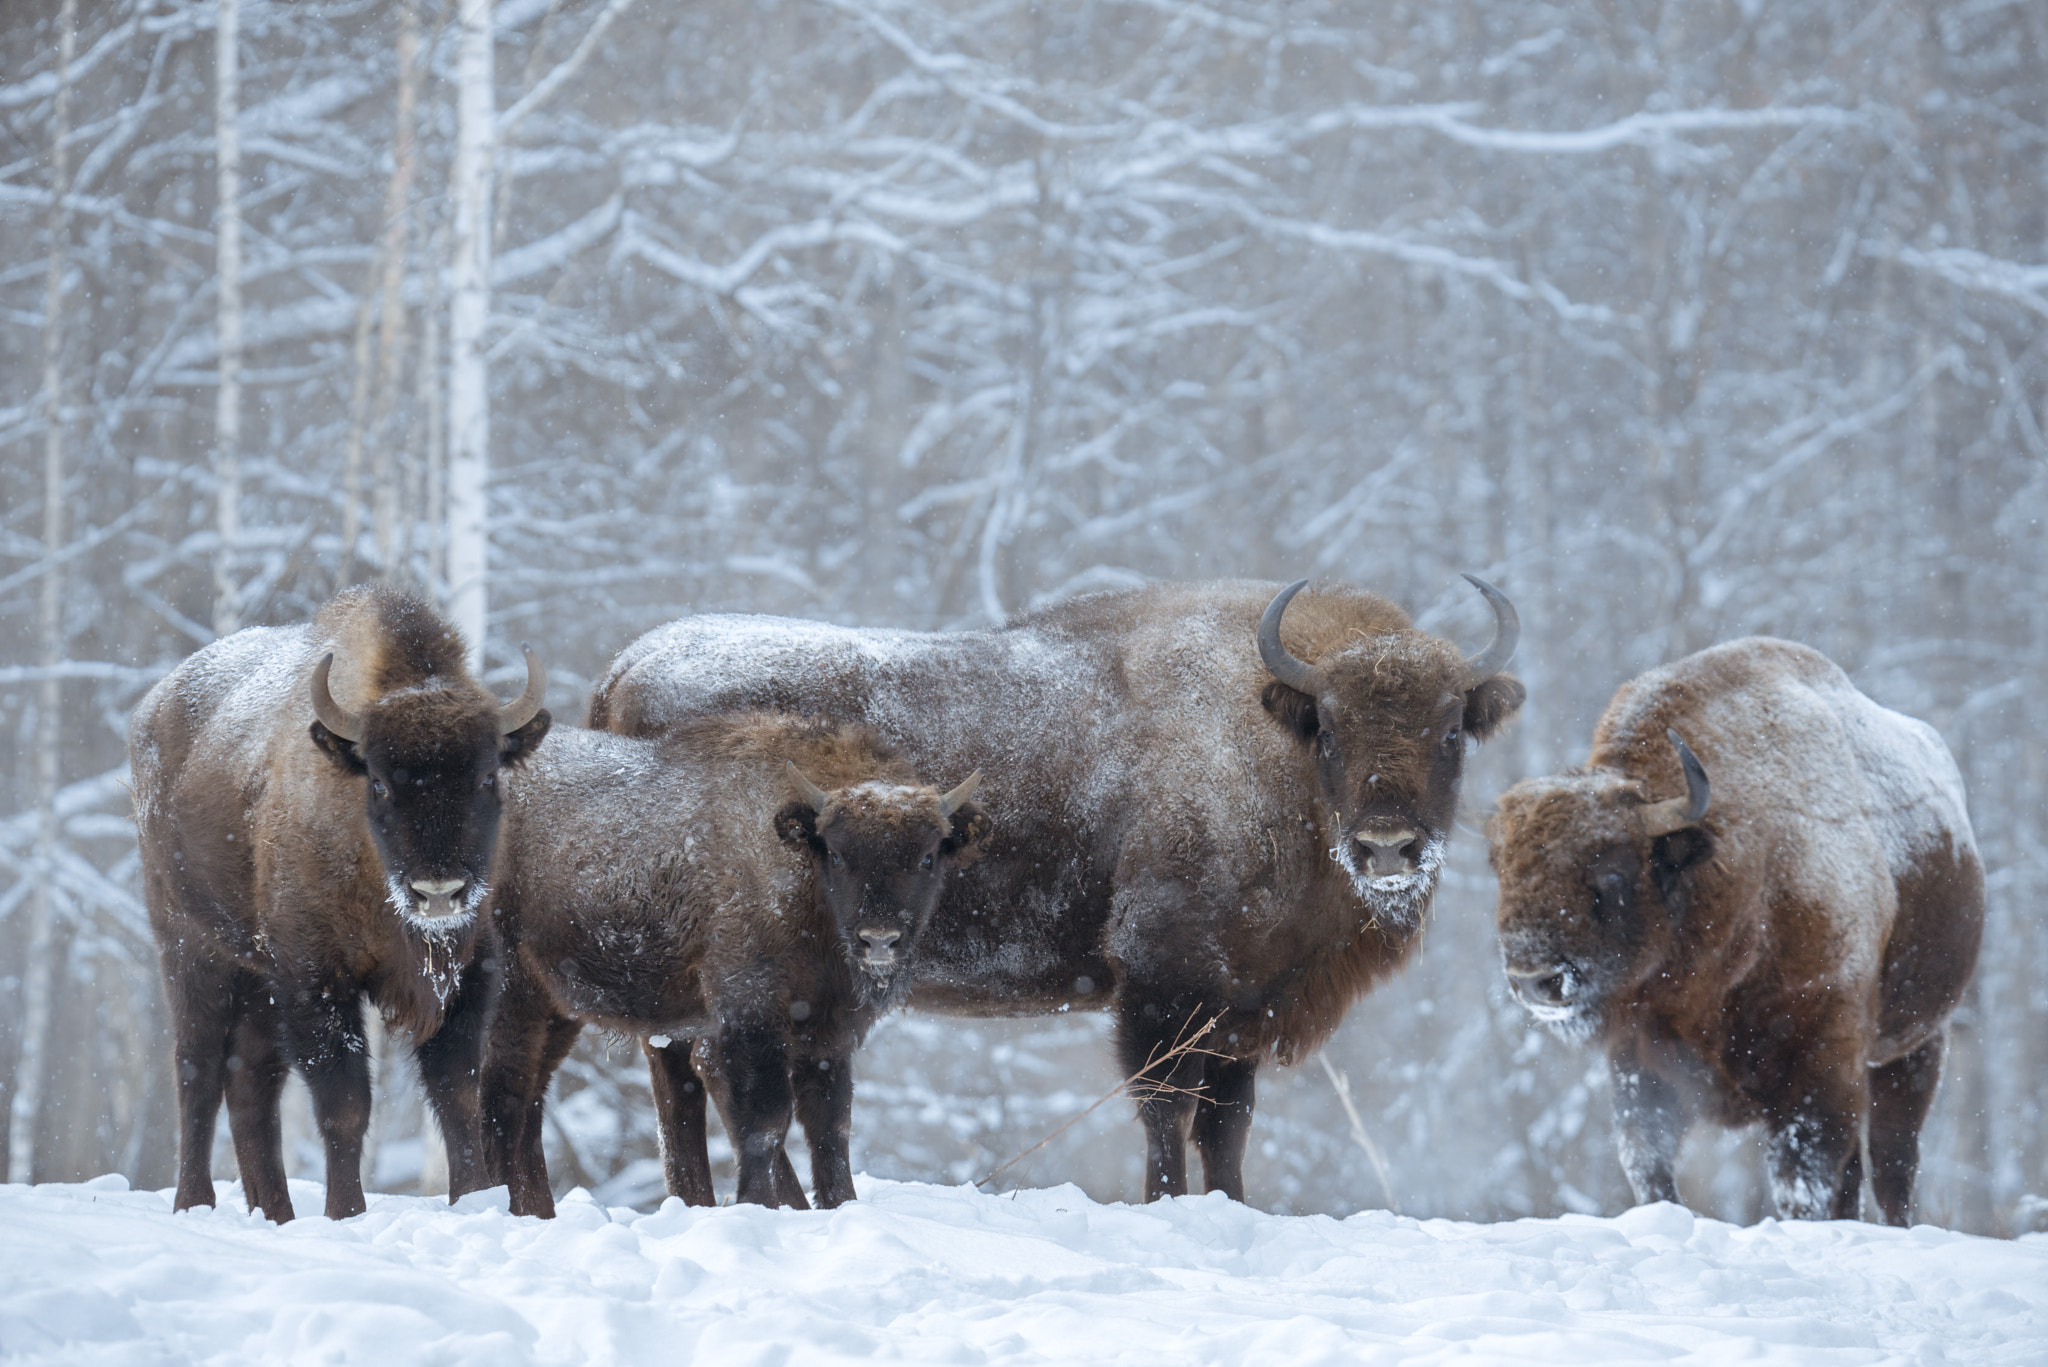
[1,0,2044,1236]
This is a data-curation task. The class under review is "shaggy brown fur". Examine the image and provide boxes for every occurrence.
[129,586,551,1223]
[1488,638,1982,1224]
[480,715,990,1216]
[590,577,1522,1202]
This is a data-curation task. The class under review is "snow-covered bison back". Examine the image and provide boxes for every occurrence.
[591,577,1523,1202]
[128,586,551,1222]
[1488,637,1982,1224]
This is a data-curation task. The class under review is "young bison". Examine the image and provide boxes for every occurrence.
[481,716,989,1216]
[1489,638,1982,1224]
[129,586,550,1221]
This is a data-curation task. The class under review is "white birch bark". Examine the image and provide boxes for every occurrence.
[10,0,79,1188]
[211,0,241,636]
[371,0,422,580]
[445,0,494,669]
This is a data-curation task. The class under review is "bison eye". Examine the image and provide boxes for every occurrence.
[481,772,496,790]
[920,854,935,870]
[1441,727,1461,749]
[829,851,844,869]
[370,779,388,799]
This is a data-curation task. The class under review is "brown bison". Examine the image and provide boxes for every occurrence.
[590,576,1523,1201]
[1488,637,1983,1224]
[479,716,989,1216]
[129,586,551,1221]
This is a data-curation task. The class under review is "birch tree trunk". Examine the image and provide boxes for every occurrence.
[10,0,79,1188]
[212,0,241,636]
[371,0,422,581]
[446,0,494,668]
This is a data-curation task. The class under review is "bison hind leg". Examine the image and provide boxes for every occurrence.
[1868,1036,1944,1227]
[222,992,294,1223]
[645,1038,716,1207]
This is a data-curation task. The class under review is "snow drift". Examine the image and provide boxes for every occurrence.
[3,1176,2043,1364]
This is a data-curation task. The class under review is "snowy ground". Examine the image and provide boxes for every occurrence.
[3,1176,2044,1365]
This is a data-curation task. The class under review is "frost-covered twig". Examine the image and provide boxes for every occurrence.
[975,1011,1225,1192]
[1316,1051,1399,1213]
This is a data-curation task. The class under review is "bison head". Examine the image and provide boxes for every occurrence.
[775,764,992,1008]
[1488,729,1714,1041]
[1258,575,1525,928]
[308,645,551,934]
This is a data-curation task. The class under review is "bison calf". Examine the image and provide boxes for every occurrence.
[129,586,551,1221]
[1488,637,1982,1224]
[481,716,989,1216]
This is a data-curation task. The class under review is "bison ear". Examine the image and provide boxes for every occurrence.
[309,720,366,774]
[498,708,552,769]
[1462,674,1525,742]
[775,800,822,851]
[1261,680,1319,745]
[941,801,994,867]
[1648,826,1713,909]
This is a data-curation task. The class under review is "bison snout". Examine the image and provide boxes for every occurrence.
[409,876,467,918]
[857,927,902,970]
[1352,828,1421,879]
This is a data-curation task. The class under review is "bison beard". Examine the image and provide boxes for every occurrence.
[591,576,1522,1203]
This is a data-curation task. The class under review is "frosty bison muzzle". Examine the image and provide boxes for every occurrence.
[1488,638,1983,1225]
[130,586,552,1223]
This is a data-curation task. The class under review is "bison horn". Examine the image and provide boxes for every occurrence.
[1257,579,1319,694]
[938,770,981,817]
[309,653,365,744]
[498,643,548,735]
[786,761,833,812]
[1639,728,1711,837]
[1459,574,1519,681]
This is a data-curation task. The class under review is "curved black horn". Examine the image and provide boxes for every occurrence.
[938,770,981,817]
[1459,574,1520,680]
[786,761,833,813]
[497,643,548,735]
[1257,579,1319,693]
[309,653,364,744]
[1640,728,1711,837]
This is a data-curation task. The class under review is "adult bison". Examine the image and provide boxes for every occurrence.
[591,576,1523,1201]
[481,716,989,1216]
[129,586,551,1222]
[1488,637,1982,1224]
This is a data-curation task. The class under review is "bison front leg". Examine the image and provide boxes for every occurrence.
[1609,1055,1686,1207]
[1191,1054,1257,1202]
[413,954,496,1201]
[285,984,375,1220]
[643,1038,715,1208]
[1115,997,1209,1202]
[719,1020,801,1208]
[1761,1070,1867,1221]
[792,1052,856,1209]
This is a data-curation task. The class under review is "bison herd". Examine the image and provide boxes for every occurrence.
[128,577,1982,1230]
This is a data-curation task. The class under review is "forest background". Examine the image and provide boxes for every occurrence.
[2,0,2044,1235]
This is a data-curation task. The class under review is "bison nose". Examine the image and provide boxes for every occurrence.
[409,877,467,917]
[859,928,902,951]
[1507,965,1572,1007]
[1353,828,1419,878]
